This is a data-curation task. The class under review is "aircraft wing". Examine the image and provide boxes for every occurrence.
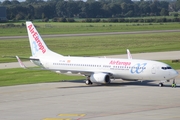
[53,69,113,77]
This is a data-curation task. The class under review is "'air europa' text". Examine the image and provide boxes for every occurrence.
[28,24,46,54]
[109,60,131,66]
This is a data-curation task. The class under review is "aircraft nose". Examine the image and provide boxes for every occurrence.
[172,70,179,78]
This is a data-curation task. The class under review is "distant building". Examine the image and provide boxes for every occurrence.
[0,7,7,22]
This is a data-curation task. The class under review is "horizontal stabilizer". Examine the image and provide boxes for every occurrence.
[16,56,27,69]
[15,56,46,70]
[3,55,39,61]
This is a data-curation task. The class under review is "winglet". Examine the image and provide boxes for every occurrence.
[16,56,27,69]
[127,49,132,59]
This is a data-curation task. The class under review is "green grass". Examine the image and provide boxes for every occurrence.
[161,60,180,70]
[1,32,180,63]
[0,22,180,36]
[0,68,84,87]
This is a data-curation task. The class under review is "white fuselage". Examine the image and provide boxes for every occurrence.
[33,55,178,81]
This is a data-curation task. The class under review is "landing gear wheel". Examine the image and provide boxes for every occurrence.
[85,80,92,85]
[159,83,164,87]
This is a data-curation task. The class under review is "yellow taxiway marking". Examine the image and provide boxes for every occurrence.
[43,118,71,120]
[59,114,85,117]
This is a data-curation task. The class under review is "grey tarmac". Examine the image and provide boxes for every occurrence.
[0,78,180,120]
[0,51,180,120]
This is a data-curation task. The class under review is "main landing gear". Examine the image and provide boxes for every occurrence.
[159,80,167,87]
[85,76,92,85]
[159,83,163,87]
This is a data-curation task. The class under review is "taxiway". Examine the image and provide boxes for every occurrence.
[0,79,180,120]
[0,51,180,120]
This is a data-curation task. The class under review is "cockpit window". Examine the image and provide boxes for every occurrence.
[167,67,172,69]
[161,66,172,70]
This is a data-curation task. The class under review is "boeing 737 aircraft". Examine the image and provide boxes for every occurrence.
[16,21,178,87]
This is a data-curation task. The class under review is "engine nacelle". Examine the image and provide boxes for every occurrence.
[90,73,111,84]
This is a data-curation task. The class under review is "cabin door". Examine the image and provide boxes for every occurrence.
[151,64,156,74]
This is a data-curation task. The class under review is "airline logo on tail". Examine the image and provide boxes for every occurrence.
[28,24,46,54]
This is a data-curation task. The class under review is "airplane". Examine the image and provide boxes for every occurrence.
[16,21,178,87]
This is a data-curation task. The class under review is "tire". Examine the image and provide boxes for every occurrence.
[159,83,163,87]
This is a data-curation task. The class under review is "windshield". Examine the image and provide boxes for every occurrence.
[161,66,172,70]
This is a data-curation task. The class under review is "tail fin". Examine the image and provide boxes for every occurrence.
[127,49,132,59]
[26,21,63,58]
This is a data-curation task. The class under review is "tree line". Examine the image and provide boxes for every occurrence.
[0,0,180,21]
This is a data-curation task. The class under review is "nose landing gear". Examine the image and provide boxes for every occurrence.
[159,79,176,87]
[171,79,176,88]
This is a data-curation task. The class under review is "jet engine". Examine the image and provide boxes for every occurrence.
[90,73,111,84]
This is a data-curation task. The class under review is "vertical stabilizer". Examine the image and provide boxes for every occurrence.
[26,21,49,56]
[26,21,57,57]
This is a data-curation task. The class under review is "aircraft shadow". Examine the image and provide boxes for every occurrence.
[57,79,179,89]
